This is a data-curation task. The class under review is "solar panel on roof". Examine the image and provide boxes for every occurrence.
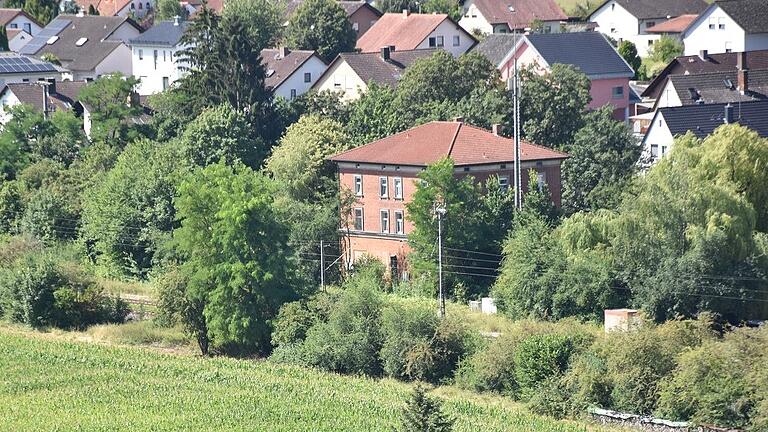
[46,18,71,33]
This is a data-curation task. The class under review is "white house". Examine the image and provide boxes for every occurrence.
[0,80,86,124]
[19,14,141,81]
[261,48,327,100]
[69,0,155,18]
[682,0,768,56]
[0,9,42,36]
[0,54,62,87]
[589,0,708,56]
[356,11,476,58]
[642,100,768,163]
[129,19,190,95]
[459,0,567,35]
[312,48,436,101]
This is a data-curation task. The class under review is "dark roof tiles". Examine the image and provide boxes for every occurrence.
[130,20,190,46]
[596,0,708,20]
[473,34,518,66]
[716,0,768,34]
[658,100,768,138]
[335,49,437,88]
[525,32,634,78]
[667,69,768,105]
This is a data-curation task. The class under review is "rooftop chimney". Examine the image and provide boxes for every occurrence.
[737,51,749,94]
[389,45,396,52]
[279,46,290,58]
[402,9,410,17]
[174,15,180,26]
[492,124,503,136]
[453,116,464,123]
[698,49,708,61]
[380,46,391,61]
[724,103,734,124]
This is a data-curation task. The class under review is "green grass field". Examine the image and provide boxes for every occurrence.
[0,327,620,431]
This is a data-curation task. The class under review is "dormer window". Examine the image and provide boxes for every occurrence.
[76,37,87,46]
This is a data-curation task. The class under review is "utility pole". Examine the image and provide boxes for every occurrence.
[435,205,446,319]
[320,240,325,290]
[507,6,523,209]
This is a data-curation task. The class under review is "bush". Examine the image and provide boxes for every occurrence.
[271,292,337,347]
[399,385,455,432]
[528,377,574,419]
[0,249,128,329]
[514,334,575,400]
[381,303,473,383]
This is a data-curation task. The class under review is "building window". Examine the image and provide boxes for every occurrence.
[499,175,509,192]
[23,23,31,34]
[304,72,311,83]
[379,176,388,198]
[138,49,143,60]
[354,174,363,196]
[650,144,659,159]
[718,17,725,30]
[611,3,615,11]
[648,39,654,46]
[708,17,715,30]
[352,22,359,32]
[162,76,169,89]
[544,25,551,33]
[380,209,390,233]
[393,177,403,199]
[453,35,460,46]
[354,208,364,231]
[537,172,546,191]
[661,145,668,156]
[138,1,142,8]
[153,50,158,69]
[131,2,135,8]
[645,21,655,28]
[163,50,166,62]
[612,86,624,99]
[395,211,404,234]
[725,41,733,53]
[9,23,17,29]
[146,2,150,8]
[290,89,297,99]
[428,36,444,47]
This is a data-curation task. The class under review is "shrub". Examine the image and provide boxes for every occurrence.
[271,291,338,348]
[528,377,574,419]
[381,303,473,383]
[399,385,455,432]
[514,334,575,400]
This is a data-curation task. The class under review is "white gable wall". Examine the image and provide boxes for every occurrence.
[8,30,31,52]
[684,6,745,55]
[590,1,646,54]
[313,60,368,101]
[415,19,474,57]
[642,111,674,162]
[273,56,328,100]
[0,90,21,124]
[6,15,41,35]
[85,43,132,80]
[459,0,493,35]
[132,43,187,95]
[655,80,683,108]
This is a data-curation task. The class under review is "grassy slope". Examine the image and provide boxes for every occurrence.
[0,327,620,432]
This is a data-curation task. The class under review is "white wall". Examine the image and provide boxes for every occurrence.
[0,90,21,124]
[684,6,745,55]
[273,55,327,100]
[132,44,186,95]
[655,80,683,108]
[6,15,41,36]
[8,30,31,52]
[415,19,474,57]
[591,1,652,56]
[313,59,367,101]
[459,0,493,35]
[0,71,61,85]
[642,111,674,163]
[108,21,142,43]
[91,43,133,80]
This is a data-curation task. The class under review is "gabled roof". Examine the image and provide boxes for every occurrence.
[130,20,190,46]
[75,0,133,16]
[262,48,322,90]
[2,80,87,112]
[665,69,768,105]
[646,14,698,33]
[285,0,381,18]
[320,49,437,88]
[655,100,768,139]
[0,8,42,28]
[519,32,634,79]
[20,15,140,72]
[643,50,768,99]
[356,12,474,52]
[471,0,567,30]
[591,0,707,20]
[329,121,567,166]
[473,33,518,67]
[715,0,768,34]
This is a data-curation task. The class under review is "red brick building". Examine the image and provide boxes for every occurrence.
[328,120,567,273]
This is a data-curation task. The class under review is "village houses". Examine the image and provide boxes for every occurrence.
[459,0,568,35]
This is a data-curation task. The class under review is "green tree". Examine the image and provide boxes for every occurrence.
[222,0,281,51]
[562,106,641,214]
[155,0,186,20]
[0,27,9,51]
[87,4,99,14]
[399,386,455,432]
[285,0,356,63]
[173,162,299,354]
[23,0,58,25]
[346,82,405,146]
[642,36,683,78]
[617,40,640,78]
[520,63,592,149]
[80,140,179,278]
[78,73,144,146]
[421,0,461,21]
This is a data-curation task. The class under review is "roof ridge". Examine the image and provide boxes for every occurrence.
[446,122,461,157]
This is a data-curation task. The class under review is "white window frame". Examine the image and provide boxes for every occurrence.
[537,172,546,191]
[612,85,624,99]
[452,35,460,46]
[353,174,363,196]
[650,144,659,159]
[353,208,364,231]
[394,210,404,234]
[379,176,388,198]
[380,209,390,233]
[498,175,509,192]
[393,177,403,199]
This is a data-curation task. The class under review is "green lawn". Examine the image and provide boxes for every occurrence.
[0,327,619,431]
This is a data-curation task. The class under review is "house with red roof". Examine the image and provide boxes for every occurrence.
[459,0,568,35]
[356,11,476,57]
[73,0,155,18]
[328,119,567,270]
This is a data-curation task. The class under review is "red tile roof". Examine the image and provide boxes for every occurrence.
[356,12,458,52]
[473,0,567,30]
[329,121,567,166]
[646,14,698,33]
[0,8,41,28]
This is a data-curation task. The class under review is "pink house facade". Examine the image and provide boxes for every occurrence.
[476,32,636,120]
